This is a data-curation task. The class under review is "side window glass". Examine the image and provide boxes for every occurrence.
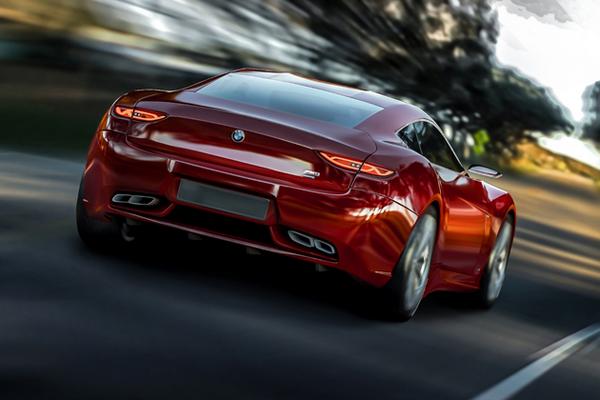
[397,122,422,153]
[417,123,463,172]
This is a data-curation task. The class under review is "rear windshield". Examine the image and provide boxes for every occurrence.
[197,74,382,128]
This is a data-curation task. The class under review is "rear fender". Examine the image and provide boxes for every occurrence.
[352,142,441,216]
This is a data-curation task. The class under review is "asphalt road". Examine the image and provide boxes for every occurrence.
[0,150,598,399]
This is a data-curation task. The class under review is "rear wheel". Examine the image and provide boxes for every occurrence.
[384,207,438,320]
[477,218,513,308]
[76,177,121,248]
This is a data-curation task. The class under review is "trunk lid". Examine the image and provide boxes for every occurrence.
[126,92,376,193]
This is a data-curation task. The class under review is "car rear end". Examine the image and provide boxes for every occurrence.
[79,72,418,286]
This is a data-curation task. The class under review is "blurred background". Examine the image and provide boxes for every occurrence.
[0,1,598,399]
[1,0,599,171]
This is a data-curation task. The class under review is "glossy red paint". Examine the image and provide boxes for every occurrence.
[80,69,515,294]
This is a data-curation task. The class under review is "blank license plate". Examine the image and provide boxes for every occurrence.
[177,179,270,221]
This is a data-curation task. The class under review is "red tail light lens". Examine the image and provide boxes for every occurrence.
[320,152,394,177]
[114,106,134,118]
[114,106,166,122]
[359,162,394,177]
[320,152,362,171]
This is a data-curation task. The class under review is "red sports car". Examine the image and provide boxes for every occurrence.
[77,69,516,319]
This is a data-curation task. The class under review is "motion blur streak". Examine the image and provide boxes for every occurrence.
[498,175,600,299]
[472,323,600,400]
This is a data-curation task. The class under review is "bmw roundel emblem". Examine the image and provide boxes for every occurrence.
[231,129,245,143]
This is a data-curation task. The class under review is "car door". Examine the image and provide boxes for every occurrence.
[400,121,491,275]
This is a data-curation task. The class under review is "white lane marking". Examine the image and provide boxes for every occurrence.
[472,323,600,400]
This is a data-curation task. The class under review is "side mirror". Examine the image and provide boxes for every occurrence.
[467,164,503,179]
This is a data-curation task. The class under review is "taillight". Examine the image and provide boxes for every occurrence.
[320,152,394,177]
[358,162,394,177]
[113,105,166,122]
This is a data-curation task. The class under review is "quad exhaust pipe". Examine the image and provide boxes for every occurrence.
[112,193,159,207]
[287,230,336,256]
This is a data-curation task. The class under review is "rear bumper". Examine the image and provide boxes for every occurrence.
[82,131,417,286]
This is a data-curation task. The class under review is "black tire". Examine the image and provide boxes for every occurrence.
[76,177,121,249]
[476,217,514,308]
[384,207,438,320]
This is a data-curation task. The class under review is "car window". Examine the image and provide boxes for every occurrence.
[417,123,463,172]
[197,74,383,128]
[397,122,423,153]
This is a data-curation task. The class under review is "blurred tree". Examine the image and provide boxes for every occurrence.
[472,129,489,156]
[582,81,600,142]
[479,68,573,144]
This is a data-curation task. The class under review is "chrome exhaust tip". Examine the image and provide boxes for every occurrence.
[314,239,336,255]
[112,193,159,207]
[287,230,315,248]
[287,230,336,256]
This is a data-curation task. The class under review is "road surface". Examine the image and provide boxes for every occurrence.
[0,150,598,399]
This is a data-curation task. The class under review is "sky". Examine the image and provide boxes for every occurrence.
[493,0,600,122]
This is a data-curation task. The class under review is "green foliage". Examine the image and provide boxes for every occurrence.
[473,129,489,155]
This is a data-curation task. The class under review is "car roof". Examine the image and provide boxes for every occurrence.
[227,69,434,135]
[232,69,400,107]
